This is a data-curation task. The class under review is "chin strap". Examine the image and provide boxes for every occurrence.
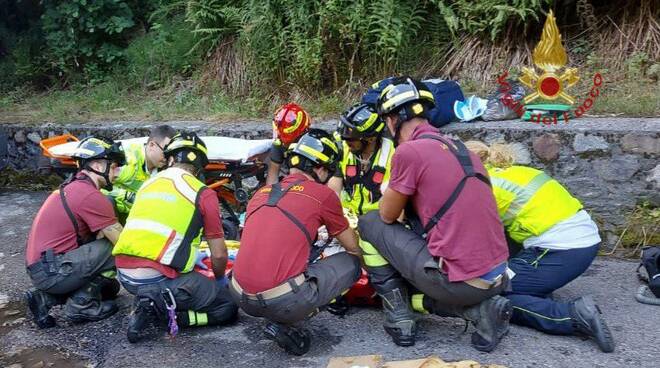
[84,161,113,191]
[393,116,404,147]
[310,170,330,185]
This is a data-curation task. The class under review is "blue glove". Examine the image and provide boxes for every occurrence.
[195,250,209,270]
[216,276,228,289]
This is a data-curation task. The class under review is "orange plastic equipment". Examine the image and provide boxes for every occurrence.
[39,134,79,167]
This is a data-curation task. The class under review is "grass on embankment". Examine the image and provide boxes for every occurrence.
[0,75,658,124]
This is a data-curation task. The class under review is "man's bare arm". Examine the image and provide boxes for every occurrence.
[266,162,281,185]
[379,188,408,224]
[99,222,123,245]
[335,227,364,266]
[207,237,228,279]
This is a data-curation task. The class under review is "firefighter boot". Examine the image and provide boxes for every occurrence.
[25,288,60,329]
[460,295,512,352]
[373,278,416,347]
[570,296,615,353]
[64,281,118,323]
[264,322,311,356]
[127,296,159,343]
[98,277,121,300]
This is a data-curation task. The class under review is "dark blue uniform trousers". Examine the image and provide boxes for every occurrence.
[505,243,599,335]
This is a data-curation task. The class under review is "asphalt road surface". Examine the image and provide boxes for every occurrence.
[0,191,658,368]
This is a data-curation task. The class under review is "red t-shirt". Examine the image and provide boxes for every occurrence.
[114,187,224,278]
[26,173,117,266]
[388,123,508,282]
[233,173,349,293]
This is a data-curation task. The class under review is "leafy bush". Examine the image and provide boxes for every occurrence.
[122,16,201,88]
[40,0,137,83]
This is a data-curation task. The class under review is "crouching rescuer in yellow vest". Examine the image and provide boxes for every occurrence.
[465,141,615,353]
[112,132,238,343]
[328,103,394,287]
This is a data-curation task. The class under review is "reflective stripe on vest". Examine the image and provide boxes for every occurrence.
[488,165,582,243]
[122,219,185,265]
[491,171,552,222]
[112,167,205,273]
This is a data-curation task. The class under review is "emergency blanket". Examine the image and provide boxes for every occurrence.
[47,136,273,163]
[327,355,507,368]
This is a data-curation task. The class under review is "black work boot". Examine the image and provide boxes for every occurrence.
[127,296,159,343]
[461,296,512,352]
[64,281,118,323]
[570,296,615,353]
[97,277,121,300]
[24,288,59,329]
[326,295,349,317]
[264,322,311,356]
[374,279,416,347]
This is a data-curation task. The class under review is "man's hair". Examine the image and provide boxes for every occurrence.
[148,125,176,142]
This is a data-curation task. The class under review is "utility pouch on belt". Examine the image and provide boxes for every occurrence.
[42,249,59,276]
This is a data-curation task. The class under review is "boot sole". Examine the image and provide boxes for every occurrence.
[264,324,311,356]
[472,297,512,353]
[66,304,119,323]
[384,321,416,347]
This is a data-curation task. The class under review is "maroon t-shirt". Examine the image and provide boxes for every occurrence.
[233,173,349,293]
[388,123,508,282]
[26,173,117,266]
[114,187,224,278]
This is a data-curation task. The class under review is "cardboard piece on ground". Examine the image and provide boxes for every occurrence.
[327,355,507,368]
[326,355,383,368]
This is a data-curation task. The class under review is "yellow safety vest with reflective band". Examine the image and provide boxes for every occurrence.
[112,167,206,273]
[488,165,582,243]
[339,138,394,215]
[103,143,152,213]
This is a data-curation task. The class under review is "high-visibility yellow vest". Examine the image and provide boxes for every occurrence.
[488,165,582,243]
[112,167,206,273]
[339,138,394,215]
[104,143,153,213]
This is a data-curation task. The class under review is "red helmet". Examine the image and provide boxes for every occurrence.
[273,103,311,146]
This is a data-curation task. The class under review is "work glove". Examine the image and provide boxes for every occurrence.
[195,250,209,270]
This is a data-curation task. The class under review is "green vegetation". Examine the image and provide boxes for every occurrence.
[1,0,658,123]
[604,202,660,258]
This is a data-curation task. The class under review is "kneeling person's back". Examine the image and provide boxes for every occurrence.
[234,173,349,293]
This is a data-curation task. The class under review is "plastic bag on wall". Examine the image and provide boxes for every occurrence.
[482,80,526,121]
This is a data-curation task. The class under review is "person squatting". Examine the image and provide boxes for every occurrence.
[24,77,614,356]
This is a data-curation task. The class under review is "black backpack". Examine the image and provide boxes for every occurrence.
[639,246,660,297]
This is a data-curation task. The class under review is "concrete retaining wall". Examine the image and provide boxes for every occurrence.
[2,118,659,246]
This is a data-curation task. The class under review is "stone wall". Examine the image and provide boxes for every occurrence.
[2,118,659,246]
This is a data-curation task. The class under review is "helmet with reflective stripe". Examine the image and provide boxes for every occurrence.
[288,129,339,173]
[376,77,435,120]
[273,103,311,146]
[339,103,385,139]
[163,132,209,170]
[72,136,125,168]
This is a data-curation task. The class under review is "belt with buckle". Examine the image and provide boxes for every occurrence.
[465,262,507,290]
[231,274,306,301]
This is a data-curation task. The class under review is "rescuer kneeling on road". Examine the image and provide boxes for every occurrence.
[465,140,615,353]
[112,132,238,343]
[25,136,125,328]
[358,77,512,352]
[230,129,362,356]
